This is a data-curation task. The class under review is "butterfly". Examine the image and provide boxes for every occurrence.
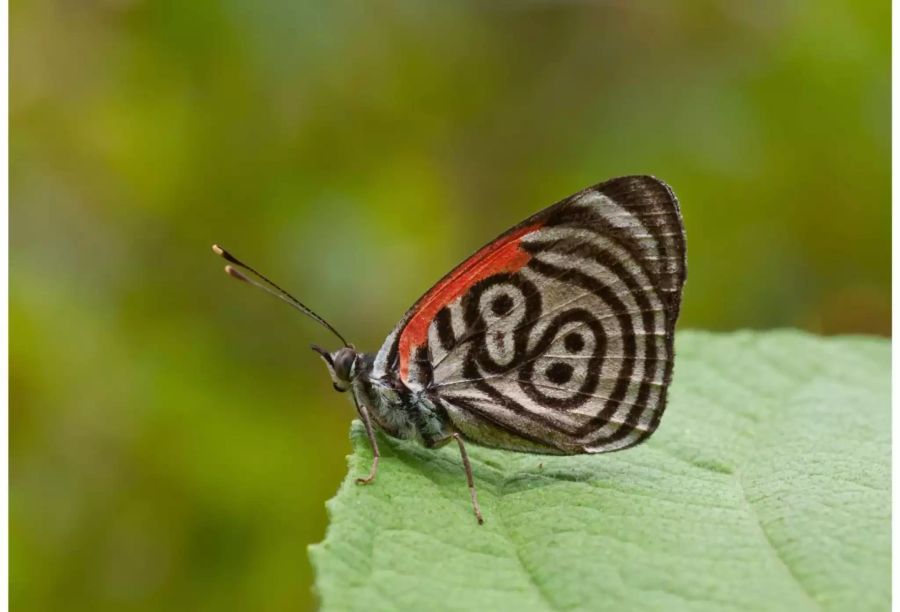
[213,175,686,524]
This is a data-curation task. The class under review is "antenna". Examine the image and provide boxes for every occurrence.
[212,244,350,347]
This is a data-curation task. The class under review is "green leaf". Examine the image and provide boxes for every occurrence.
[309,331,889,611]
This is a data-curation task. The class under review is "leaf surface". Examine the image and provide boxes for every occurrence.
[310,331,890,611]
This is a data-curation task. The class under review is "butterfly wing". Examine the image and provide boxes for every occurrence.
[372,176,686,454]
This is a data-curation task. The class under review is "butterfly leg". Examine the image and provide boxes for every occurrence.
[355,401,380,485]
[451,433,484,525]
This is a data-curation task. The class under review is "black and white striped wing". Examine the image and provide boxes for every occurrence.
[375,176,686,454]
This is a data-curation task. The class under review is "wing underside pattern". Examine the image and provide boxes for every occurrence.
[373,176,686,454]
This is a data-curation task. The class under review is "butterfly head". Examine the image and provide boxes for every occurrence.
[312,344,359,393]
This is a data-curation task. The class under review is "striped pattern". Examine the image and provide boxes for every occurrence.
[373,176,686,454]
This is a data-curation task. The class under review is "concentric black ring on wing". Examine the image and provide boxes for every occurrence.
[460,273,542,375]
[517,308,605,409]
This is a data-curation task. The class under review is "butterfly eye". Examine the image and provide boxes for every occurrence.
[332,348,357,382]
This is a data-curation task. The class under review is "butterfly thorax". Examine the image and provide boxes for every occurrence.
[351,355,452,448]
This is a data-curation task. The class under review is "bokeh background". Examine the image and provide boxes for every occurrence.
[11,1,889,610]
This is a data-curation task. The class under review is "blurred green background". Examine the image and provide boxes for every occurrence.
[11,1,889,610]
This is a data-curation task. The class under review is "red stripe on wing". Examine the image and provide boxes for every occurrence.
[398,222,543,382]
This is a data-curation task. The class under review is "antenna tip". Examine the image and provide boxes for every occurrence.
[224,265,250,283]
[212,244,241,265]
